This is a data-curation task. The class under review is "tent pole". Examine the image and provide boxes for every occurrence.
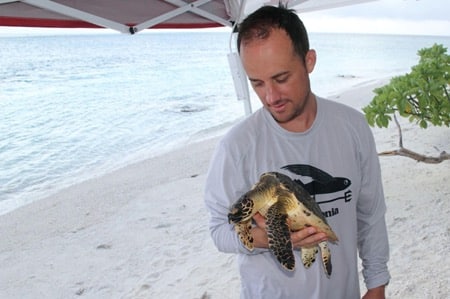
[23,0,130,33]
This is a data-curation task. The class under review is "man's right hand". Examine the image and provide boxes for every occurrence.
[251,212,328,249]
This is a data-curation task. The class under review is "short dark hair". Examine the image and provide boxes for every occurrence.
[237,4,310,60]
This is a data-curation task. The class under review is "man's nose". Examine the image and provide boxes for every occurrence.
[265,83,281,104]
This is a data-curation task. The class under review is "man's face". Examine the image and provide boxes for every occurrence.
[240,28,316,130]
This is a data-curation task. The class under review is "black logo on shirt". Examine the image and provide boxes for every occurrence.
[282,164,352,217]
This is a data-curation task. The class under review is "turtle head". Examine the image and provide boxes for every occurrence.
[228,194,254,224]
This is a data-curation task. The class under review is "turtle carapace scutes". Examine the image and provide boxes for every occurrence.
[228,172,338,276]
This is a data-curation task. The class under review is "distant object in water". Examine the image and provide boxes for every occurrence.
[179,105,208,113]
[337,74,357,79]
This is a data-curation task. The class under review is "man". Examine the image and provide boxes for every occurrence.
[204,5,390,299]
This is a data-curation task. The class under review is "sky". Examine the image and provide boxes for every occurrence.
[299,0,450,36]
[0,0,449,37]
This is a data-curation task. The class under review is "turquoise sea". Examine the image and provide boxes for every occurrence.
[1,30,449,214]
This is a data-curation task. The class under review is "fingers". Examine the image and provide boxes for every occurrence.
[291,227,328,249]
[252,214,327,249]
[250,226,269,248]
[250,213,270,248]
[253,212,266,229]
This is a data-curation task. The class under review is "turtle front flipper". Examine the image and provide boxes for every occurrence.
[301,246,319,269]
[318,241,332,276]
[228,194,257,251]
[234,221,254,251]
[266,201,295,271]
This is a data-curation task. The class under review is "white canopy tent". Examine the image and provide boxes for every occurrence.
[0,0,378,114]
[0,1,378,32]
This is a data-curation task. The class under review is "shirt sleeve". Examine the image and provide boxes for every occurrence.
[204,137,268,255]
[356,120,391,289]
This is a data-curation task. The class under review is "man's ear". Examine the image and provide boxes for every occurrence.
[305,49,317,74]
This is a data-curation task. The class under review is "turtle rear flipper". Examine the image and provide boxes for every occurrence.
[300,242,332,276]
[301,246,319,269]
[318,241,332,276]
[266,201,295,271]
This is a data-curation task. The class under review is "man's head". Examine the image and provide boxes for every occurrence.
[237,5,310,62]
[236,5,317,132]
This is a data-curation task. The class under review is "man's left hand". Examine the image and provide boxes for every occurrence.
[362,285,386,299]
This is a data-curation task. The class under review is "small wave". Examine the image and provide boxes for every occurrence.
[179,105,208,113]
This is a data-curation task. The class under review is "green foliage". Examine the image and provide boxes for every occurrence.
[363,43,450,128]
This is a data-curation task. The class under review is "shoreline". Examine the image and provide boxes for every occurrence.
[0,117,237,217]
[1,79,449,298]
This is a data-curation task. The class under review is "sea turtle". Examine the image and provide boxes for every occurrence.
[228,172,338,276]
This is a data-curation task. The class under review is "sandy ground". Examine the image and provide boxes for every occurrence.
[0,80,449,299]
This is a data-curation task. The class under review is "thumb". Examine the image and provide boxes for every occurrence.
[253,213,266,229]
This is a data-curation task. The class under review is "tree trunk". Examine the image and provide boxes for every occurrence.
[378,114,450,164]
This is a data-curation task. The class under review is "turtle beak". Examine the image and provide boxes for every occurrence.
[228,208,240,224]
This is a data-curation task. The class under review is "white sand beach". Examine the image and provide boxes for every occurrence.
[0,80,449,299]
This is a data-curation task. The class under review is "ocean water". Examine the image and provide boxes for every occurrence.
[1,31,449,215]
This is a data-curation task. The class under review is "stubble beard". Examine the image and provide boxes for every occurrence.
[270,92,311,125]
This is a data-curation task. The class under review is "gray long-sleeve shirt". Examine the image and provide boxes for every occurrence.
[204,97,390,299]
